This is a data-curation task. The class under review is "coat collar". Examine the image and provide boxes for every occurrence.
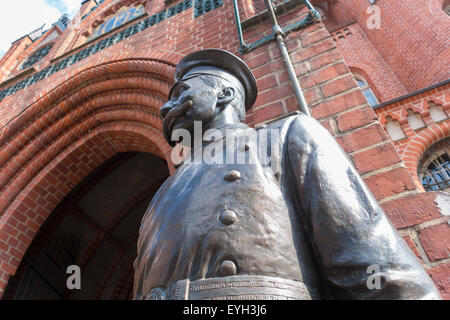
[202,122,251,144]
[173,122,253,169]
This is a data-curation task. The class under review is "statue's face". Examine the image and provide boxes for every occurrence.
[161,76,220,142]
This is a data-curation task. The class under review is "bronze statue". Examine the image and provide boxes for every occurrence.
[133,49,441,300]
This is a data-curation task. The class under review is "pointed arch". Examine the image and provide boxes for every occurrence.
[0,57,181,296]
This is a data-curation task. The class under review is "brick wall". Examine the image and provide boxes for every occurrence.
[0,0,448,298]
[319,0,450,297]
[327,0,450,92]
[374,83,450,299]
[0,37,33,83]
[330,22,407,103]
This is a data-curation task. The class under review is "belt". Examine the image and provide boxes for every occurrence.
[143,275,312,300]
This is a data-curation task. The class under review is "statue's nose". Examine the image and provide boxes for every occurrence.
[160,103,172,118]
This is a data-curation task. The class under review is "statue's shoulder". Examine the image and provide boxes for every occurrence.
[256,111,318,141]
[252,112,302,175]
[255,111,300,139]
[258,111,331,155]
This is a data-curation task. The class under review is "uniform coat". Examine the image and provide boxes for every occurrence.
[134,113,441,300]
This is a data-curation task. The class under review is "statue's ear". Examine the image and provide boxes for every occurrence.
[217,87,236,106]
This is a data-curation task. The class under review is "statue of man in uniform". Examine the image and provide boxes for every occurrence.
[133,49,441,300]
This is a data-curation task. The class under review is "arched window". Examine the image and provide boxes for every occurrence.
[418,138,450,192]
[21,43,54,70]
[353,74,379,107]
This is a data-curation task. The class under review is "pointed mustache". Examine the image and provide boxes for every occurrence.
[162,100,193,144]
[164,100,193,119]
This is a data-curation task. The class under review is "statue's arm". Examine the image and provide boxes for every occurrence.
[286,114,441,299]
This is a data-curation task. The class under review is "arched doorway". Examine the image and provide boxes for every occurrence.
[0,57,179,298]
[3,152,169,299]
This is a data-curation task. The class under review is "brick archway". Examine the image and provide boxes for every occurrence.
[0,58,177,297]
[400,122,450,189]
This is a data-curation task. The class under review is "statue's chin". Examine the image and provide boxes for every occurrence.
[164,113,217,144]
[163,117,195,146]
[172,118,193,133]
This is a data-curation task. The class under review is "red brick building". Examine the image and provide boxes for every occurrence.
[0,0,448,299]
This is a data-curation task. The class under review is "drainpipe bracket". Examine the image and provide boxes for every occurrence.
[308,10,321,22]
[272,25,285,37]
[239,43,250,55]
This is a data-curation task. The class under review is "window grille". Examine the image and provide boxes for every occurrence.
[421,153,450,191]
[419,138,450,192]
[21,44,54,70]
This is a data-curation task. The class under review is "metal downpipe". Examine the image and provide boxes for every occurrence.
[264,0,311,116]
[231,0,248,51]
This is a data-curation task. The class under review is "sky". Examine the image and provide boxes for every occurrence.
[0,0,80,58]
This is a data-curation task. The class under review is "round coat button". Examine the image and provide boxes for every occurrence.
[224,170,241,182]
[219,260,237,276]
[219,210,238,225]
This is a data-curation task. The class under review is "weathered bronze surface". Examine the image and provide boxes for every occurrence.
[134,49,441,300]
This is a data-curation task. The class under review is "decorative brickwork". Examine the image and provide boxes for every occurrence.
[375,83,450,189]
